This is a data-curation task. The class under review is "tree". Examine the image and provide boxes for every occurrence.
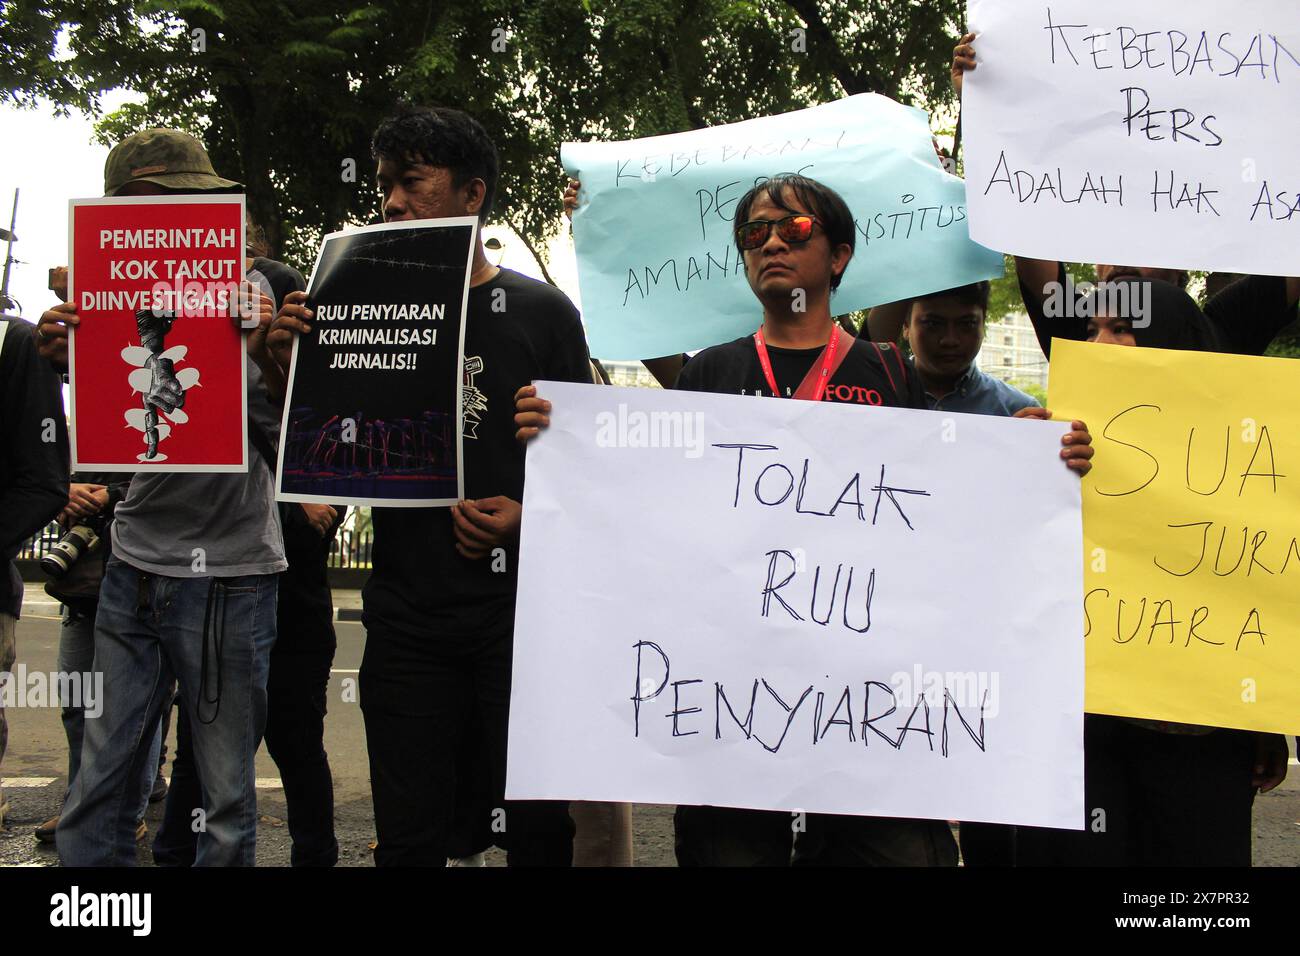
[2,1,965,273]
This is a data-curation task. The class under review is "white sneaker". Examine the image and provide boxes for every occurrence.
[445,852,486,867]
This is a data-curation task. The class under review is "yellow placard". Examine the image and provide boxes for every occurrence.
[1048,338,1300,734]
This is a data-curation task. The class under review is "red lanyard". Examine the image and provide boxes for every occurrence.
[752,325,841,401]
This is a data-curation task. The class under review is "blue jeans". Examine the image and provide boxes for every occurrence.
[58,605,161,822]
[57,558,277,866]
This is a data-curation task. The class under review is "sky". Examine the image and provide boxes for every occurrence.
[0,94,584,326]
[0,96,126,323]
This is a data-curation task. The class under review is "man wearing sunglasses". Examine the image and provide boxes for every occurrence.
[517,172,1094,866]
[669,176,924,407]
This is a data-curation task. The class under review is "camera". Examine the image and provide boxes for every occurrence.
[40,519,103,578]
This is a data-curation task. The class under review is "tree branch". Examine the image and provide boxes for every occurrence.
[507,219,557,287]
[783,0,873,94]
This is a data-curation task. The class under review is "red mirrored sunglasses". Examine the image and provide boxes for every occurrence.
[735,214,820,251]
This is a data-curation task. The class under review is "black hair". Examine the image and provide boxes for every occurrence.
[1085,278,1220,351]
[244,219,271,259]
[372,103,499,222]
[910,281,991,318]
[733,173,856,290]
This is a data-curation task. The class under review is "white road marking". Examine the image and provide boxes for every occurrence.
[1,776,289,790]
[330,669,359,674]
[155,776,282,790]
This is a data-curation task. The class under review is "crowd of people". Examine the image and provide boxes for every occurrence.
[0,33,1292,867]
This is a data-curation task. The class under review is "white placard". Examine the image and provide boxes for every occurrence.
[963,0,1300,276]
[508,382,1085,830]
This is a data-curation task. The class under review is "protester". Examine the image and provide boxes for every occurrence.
[269,104,591,866]
[884,279,1040,863]
[140,225,344,868]
[260,501,345,866]
[33,269,169,847]
[37,129,286,866]
[33,471,166,847]
[155,500,345,868]
[893,281,1038,415]
[516,172,1094,866]
[1004,279,1289,866]
[0,313,69,827]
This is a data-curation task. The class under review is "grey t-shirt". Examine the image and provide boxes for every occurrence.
[112,359,286,577]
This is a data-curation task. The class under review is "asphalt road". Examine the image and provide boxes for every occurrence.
[1,613,1295,867]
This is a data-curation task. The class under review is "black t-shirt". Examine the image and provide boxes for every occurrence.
[362,268,592,639]
[676,333,925,410]
[1022,263,1297,357]
[276,503,346,647]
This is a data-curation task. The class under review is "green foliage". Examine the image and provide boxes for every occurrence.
[2,0,967,275]
[1008,379,1047,406]
[985,256,1098,324]
[1264,328,1300,359]
[984,255,1020,325]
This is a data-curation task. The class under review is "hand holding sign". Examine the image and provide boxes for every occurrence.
[36,300,77,371]
[951,31,977,94]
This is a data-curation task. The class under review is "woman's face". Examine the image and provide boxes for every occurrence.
[1086,312,1138,347]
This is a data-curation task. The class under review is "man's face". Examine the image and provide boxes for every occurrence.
[1095,264,1180,285]
[115,181,170,197]
[740,190,850,306]
[904,296,984,381]
[376,158,478,222]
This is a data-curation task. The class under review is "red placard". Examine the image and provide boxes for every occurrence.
[68,195,247,471]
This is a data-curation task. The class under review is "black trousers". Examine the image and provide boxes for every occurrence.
[1008,715,1257,866]
[674,805,958,867]
[360,621,573,866]
[263,625,338,867]
[154,617,338,867]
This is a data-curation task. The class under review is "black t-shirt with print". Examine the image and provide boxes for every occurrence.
[363,268,592,639]
[676,333,925,409]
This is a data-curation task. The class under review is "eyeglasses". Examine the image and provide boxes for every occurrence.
[735,214,820,251]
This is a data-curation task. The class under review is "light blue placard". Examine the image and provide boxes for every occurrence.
[562,94,1003,360]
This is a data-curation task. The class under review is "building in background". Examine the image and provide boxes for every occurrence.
[600,360,660,389]
[976,310,1049,395]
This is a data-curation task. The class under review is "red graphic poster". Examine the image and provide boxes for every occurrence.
[68,195,247,471]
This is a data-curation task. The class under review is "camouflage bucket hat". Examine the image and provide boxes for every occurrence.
[103,129,243,196]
